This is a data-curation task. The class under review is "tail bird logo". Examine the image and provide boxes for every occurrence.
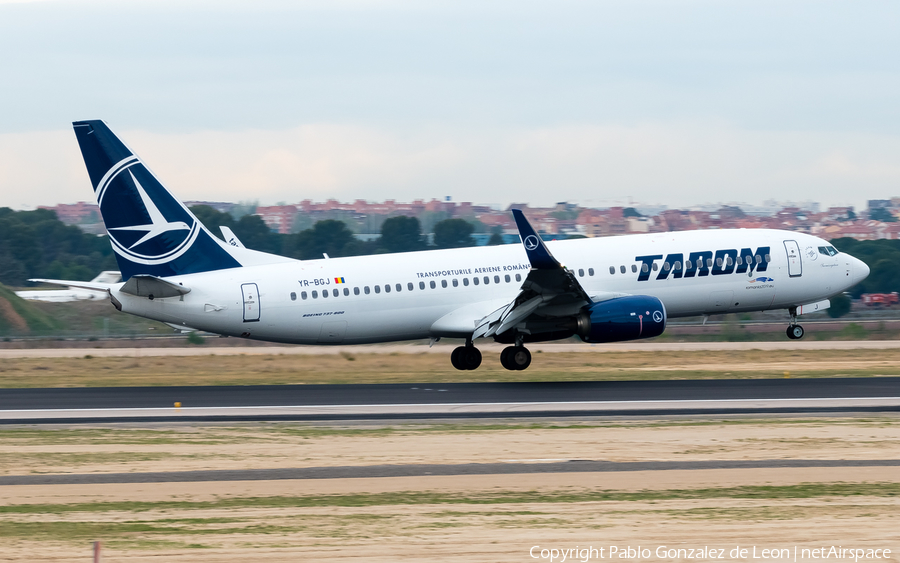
[97,156,200,265]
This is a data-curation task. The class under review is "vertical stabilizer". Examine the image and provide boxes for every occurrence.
[72,120,242,280]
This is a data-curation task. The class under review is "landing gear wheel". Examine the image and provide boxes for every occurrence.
[500,346,514,370]
[501,346,531,370]
[450,346,466,370]
[462,346,482,370]
[786,325,804,340]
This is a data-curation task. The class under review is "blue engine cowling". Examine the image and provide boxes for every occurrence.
[576,296,667,343]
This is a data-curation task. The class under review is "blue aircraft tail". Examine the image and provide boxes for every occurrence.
[72,120,242,280]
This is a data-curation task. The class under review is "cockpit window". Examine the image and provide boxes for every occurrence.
[827,246,839,256]
[819,246,839,257]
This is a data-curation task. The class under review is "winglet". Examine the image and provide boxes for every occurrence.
[511,209,561,270]
[219,226,245,249]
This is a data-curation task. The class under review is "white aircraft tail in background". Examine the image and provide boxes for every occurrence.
[17,271,122,303]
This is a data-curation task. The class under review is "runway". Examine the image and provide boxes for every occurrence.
[2,459,898,486]
[2,377,899,423]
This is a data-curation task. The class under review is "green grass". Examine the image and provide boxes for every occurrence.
[1,482,898,516]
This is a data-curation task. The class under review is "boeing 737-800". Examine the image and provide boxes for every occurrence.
[32,120,870,371]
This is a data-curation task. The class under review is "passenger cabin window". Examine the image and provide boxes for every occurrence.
[494,275,500,283]
[408,282,414,291]
[384,284,390,293]
[343,288,349,296]
[651,263,658,271]
[504,275,510,283]
[354,287,360,295]
[333,288,339,297]
[578,269,584,277]
[396,283,402,292]
[474,277,480,285]
[674,261,682,271]
[374,285,381,294]
[301,291,308,300]
[663,262,671,271]
[442,280,448,288]
[419,281,425,290]
[609,266,615,275]
[484,276,490,284]
[642,264,649,273]
[364,286,371,294]
[290,292,296,301]
[764,254,771,262]
[463,278,470,286]
[736,257,743,266]
[312,290,318,298]
[515,273,522,282]
[589,268,595,276]
[322,290,328,298]
[430,281,436,289]
[453,279,459,287]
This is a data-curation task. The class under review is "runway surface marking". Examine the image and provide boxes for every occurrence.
[3,396,900,421]
[6,340,900,358]
[2,459,898,486]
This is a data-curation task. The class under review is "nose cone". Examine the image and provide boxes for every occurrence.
[851,256,870,285]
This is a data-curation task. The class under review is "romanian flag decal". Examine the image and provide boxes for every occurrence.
[335,277,345,284]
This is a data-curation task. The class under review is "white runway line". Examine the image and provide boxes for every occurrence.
[2,397,899,420]
[5,340,900,359]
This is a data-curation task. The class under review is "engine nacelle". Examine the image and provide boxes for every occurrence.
[576,296,667,343]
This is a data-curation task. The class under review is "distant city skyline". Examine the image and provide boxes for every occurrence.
[2,1,898,211]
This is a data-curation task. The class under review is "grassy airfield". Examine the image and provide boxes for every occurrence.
[2,347,900,387]
[0,417,898,560]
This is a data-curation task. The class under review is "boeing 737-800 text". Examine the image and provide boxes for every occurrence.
[32,121,870,371]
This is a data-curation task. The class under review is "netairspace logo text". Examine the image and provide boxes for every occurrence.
[529,545,893,562]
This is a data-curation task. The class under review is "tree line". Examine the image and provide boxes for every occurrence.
[4,205,896,300]
[0,206,499,286]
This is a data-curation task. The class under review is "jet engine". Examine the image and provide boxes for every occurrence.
[575,296,667,343]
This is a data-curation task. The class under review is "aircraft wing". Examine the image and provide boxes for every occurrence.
[473,210,593,339]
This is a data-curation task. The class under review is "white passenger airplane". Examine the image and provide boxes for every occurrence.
[17,271,122,303]
[33,120,870,370]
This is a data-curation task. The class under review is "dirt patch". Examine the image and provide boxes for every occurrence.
[0,296,29,333]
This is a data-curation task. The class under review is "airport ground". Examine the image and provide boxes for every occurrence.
[3,344,900,386]
[0,415,898,561]
[0,343,898,561]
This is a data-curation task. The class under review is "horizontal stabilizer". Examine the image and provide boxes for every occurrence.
[120,275,191,298]
[28,279,113,293]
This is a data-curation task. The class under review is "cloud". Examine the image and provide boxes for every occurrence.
[2,122,899,211]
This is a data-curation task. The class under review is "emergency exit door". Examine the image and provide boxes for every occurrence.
[241,283,260,322]
[784,240,802,277]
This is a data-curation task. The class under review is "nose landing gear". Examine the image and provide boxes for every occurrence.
[786,306,805,340]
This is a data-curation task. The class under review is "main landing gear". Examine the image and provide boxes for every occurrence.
[786,306,805,340]
[449,335,533,371]
[500,346,531,370]
[450,341,482,370]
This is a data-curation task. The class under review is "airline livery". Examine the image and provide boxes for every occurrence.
[33,120,870,371]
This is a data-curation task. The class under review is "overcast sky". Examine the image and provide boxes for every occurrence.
[1,0,899,211]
